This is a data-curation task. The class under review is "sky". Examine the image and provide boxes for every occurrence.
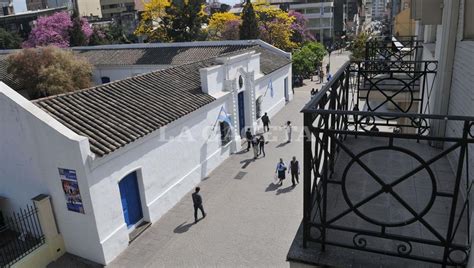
[12,0,26,13]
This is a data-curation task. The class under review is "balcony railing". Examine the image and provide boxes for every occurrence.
[365,36,424,63]
[299,61,473,267]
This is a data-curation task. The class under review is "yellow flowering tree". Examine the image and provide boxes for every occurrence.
[254,3,296,51]
[208,12,241,40]
[135,0,171,42]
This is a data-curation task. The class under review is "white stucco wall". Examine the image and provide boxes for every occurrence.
[255,65,293,125]
[85,96,238,263]
[0,84,107,264]
[0,49,292,265]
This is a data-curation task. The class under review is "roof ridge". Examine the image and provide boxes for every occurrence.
[33,47,261,103]
[32,57,218,103]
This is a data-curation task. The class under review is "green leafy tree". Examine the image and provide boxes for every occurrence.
[0,28,21,49]
[239,0,258,40]
[350,32,370,60]
[292,46,316,77]
[305,41,327,68]
[161,0,208,42]
[7,46,93,99]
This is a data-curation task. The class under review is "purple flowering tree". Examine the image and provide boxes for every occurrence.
[289,11,314,45]
[221,20,241,40]
[23,11,94,48]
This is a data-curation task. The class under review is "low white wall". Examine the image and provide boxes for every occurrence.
[92,65,169,85]
[0,84,107,264]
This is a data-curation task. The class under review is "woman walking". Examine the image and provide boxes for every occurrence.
[285,121,292,143]
[275,158,287,186]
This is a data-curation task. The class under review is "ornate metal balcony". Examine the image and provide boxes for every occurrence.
[365,36,424,63]
[287,60,473,267]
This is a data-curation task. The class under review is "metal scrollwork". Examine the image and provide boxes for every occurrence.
[396,241,413,256]
[357,115,377,132]
[410,117,430,135]
[352,234,368,249]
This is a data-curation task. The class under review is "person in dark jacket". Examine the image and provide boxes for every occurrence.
[288,156,300,187]
[245,128,252,151]
[261,113,270,132]
[258,135,265,157]
[192,187,206,223]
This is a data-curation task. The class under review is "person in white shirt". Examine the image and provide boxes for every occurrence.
[285,121,292,143]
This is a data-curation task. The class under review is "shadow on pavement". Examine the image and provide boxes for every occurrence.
[276,142,289,148]
[240,158,255,169]
[265,183,280,192]
[276,185,294,195]
[174,222,194,234]
[234,149,249,155]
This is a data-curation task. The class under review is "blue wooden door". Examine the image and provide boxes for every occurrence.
[119,172,143,228]
[238,92,245,136]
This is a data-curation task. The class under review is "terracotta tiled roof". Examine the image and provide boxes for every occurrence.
[34,60,217,157]
[75,45,255,66]
[74,45,291,75]
[33,45,291,158]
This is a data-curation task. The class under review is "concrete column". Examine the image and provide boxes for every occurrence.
[32,194,65,262]
[430,0,460,146]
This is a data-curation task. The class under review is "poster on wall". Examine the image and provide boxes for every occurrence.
[58,168,85,214]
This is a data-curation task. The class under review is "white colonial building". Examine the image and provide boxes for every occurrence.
[0,41,292,264]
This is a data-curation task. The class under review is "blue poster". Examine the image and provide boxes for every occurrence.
[58,168,84,214]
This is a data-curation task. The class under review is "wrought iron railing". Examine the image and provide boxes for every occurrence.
[301,61,473,267]
[365,36,424,63]
[0,204,45,267]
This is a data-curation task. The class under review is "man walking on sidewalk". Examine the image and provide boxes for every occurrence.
[288,156,300,187]
[261,113,270,132]
[245,128,252,151]
[192,187,206,223]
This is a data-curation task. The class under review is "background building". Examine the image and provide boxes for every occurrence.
[371,0,386,20]
[26,0,102,18]
[100,0,135,18]
[280,0,335,45]
[26,0,47,10]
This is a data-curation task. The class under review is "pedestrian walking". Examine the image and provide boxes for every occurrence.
[310,88,316,97]
[258,135,266,157]
[252,135,259,159]
[261,112,270,132]
[245,128,252,151]
[288,156,300,187]
[275,158,287,186]
[319,70,324,83]
[285,121,292,143]
[192,187,206,223]
[327,73,333,82]
[326,63,330,74]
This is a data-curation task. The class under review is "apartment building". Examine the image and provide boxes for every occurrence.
[100,0,135,18]
[269,0,335,44]
[371,0,386,20]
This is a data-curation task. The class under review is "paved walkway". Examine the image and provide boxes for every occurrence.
[49,52,350,268]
